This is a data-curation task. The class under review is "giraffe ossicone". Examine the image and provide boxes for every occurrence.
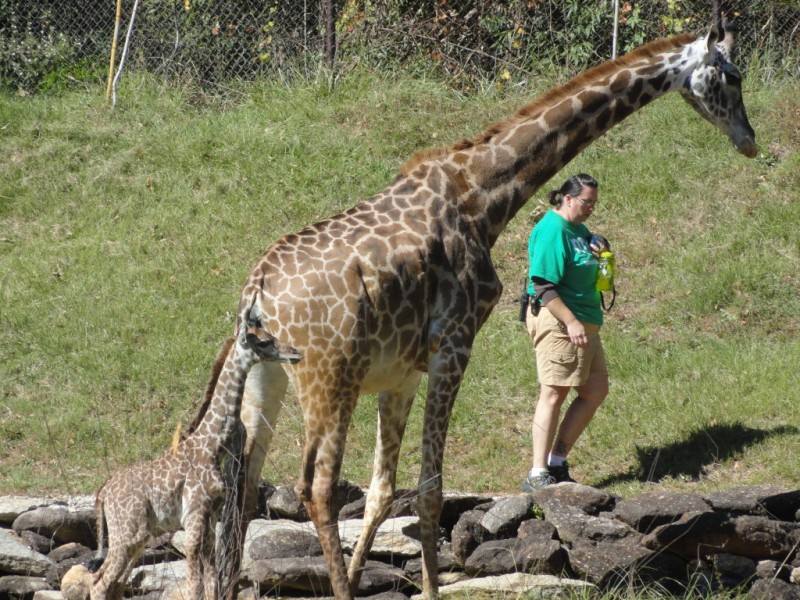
[224,8,755,600]
[89,309,300,600]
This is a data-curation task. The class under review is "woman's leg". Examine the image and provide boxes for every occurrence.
[552,370,609,458]
[531,383,571,469]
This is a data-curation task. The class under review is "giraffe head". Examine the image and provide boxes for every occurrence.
[241,306,303,364]
[679,19,756,158]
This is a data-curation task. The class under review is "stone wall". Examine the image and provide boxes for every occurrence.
[1,482,800,599]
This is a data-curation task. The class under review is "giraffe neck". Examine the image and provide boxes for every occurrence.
[190,342,254,449]
[425,33,701,246]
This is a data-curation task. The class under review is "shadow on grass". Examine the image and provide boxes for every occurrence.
[594,421,799,487]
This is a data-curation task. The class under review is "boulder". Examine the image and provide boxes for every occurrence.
[530,483,617,515]
[338,517,422,558]
[567,537,687,591]
[713,553,756,589]
[538,497,633,545]
[643,512,800,560]
[0,575,51,600]
[450,510,488,565]
[463,537,564,577]
[705,486,800,522]
[12,506,95,548]
[409,572,594,599]
[247,557,407,595]
[748,579,800,600]
[612,491,710,533]
[59,565,91,600]
[479,495,534,538]
[0,530,56,578]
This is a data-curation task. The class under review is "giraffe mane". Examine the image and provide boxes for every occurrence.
[400,33,697,175]
[183,336,237,436]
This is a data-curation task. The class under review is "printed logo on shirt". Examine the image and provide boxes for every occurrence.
[570,237,598,266]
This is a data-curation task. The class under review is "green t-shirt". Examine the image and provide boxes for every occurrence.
[527,210,603,325]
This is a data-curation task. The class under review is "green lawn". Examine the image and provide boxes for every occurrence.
[1,70,798,497]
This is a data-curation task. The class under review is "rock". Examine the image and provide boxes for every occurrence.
[264,487,308,521]
[756,559,794,582]
[530,483,617,515]
[706,486,800,522]
[338,517,422,557]
[568,537,687,591]
[338,497,367,520]
[46,543,92,566]
[686,559,714,597]
[713,553,756,589]
[0,530,56,577]
[402,548,459,586]
[643,512,800,560]
[1,484,800,600]
[516,518,557,544]
[439,494,493,534]
[248,525,323,560]
[48,553,96,591]
[242,519,318,570]
[264,481,363,521]
[479,495,534,538]
[18,532,55,556]
[247,556,329,594]
[748,578,800,600]
[355,560,409,594]
[338,488,417,522]
[0,575,51,600]
[538,498,633,545]
[612,491,710,533]
[0,498,55,527]
[12,506,95,547]
[450,510,488,565]
[32,592,63,600]
[247,557,407,595]
[463,537,564,577]
[409,572,594,599]
[60,565,92,600]
[129,560,187,594]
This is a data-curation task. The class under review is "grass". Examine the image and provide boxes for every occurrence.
[0,68,798,499]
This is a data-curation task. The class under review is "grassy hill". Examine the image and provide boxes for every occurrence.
[0,69,798,498]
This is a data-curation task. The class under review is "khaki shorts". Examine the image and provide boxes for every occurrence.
[526,306,607,387]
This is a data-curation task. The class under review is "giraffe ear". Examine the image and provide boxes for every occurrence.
[718,24,736,61]
[706,24,725,55]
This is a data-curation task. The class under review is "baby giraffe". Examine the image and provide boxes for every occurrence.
[90,307,302,600]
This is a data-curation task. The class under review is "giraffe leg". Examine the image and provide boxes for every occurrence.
[202,514,220,600]
[296,388,358,600]
[182,510,209,600]
[218,361,289,599]
[90,503,148,600]
[91,538,146,600]
[347,375,421,590]
[416,352,470,600]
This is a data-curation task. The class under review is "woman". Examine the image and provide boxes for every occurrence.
[522,173,609,491]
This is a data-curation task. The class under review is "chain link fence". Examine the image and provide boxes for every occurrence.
[2,0,798,94]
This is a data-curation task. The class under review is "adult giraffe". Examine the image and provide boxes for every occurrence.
[228,6,756,599]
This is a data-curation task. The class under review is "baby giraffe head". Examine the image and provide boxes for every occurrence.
[241,306,303,364]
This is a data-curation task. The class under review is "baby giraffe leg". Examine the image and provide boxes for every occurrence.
[183,525,206,600]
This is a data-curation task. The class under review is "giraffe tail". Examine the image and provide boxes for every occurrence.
[88,483,108,574]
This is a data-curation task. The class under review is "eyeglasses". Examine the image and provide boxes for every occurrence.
[572,196,597,208]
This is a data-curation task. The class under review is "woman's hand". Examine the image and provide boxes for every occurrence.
[566,320,589,348]
[588,234,609,259]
